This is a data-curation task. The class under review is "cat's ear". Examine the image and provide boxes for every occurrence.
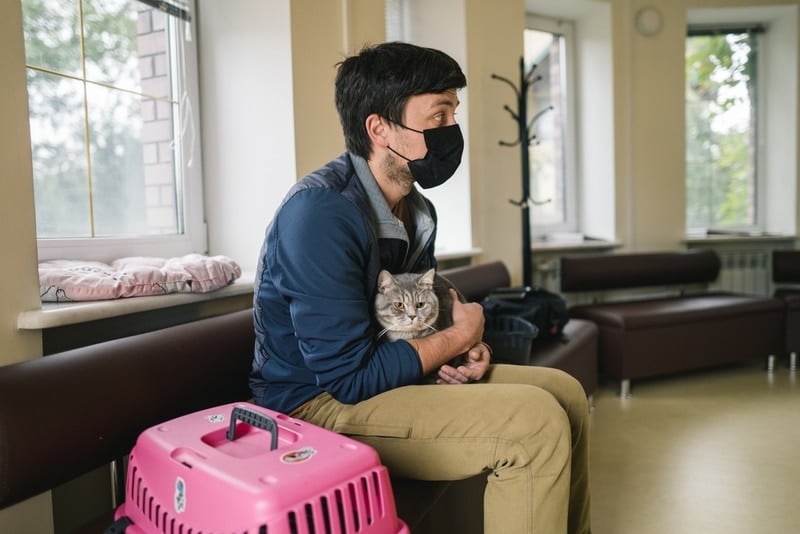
[417,268,436,289]
[377,270,396,292]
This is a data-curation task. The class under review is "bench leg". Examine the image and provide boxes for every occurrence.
[110,456,126,508]
[766,354,776,373]
[790,352,797,372]
[619,379,631,398]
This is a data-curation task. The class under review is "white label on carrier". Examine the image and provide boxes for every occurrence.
[280,446,317,464]
[175,476,187,513]
[206,413,225,423]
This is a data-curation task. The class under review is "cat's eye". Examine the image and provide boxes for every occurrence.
[393,302,405,310]
[416,303,425,309]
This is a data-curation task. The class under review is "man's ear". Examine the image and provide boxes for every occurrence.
[365,113,390,149]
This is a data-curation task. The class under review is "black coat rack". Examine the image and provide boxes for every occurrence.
[492,57,552,287]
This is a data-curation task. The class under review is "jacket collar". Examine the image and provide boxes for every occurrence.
[351,153,435,271]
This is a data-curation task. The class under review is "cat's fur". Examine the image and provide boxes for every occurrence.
[374,268,466,379]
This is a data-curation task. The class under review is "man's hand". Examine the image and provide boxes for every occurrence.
[448,289,484,350]
[435,341,492,384]
[412,289,485,376]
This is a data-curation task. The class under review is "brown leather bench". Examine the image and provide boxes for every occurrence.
[772,249,800,370]
[0,309,256,532]
[560,249,784,396]
[0,261,597,534]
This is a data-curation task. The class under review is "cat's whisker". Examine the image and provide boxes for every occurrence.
[420,321,439,334]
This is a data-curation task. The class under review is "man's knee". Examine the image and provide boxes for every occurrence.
[491,387,571,473]
[554,370,589,414]
[500,386,571,442]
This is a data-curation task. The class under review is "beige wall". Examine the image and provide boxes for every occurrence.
[290,0,386,178]
[0,0,43,364]
[465,0,528,281]
[613,0,689,251]
[0,2,48,530]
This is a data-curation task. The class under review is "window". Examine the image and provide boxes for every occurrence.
[685,26,763,233]
[21,0,204,261]
[524,15,576,238]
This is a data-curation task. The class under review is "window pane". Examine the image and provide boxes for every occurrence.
[87,83,144,236]
[28,70,91,237]
[83,0,173,97]
[685,33,757,230]
[524,28,567,229]
[22,0,82,77]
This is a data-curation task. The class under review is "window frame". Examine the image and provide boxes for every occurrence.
[30,0,206,263]
[524,14,578,238]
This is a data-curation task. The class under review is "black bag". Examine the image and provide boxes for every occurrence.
[482,286,570,341]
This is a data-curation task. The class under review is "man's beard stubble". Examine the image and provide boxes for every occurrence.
[381,152,415,193]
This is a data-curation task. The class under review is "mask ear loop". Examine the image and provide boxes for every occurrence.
[383,116,424,135]
[382,116,422,162]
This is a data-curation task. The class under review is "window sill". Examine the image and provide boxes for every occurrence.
[435,247,484,261]
[532,236,621,253]
[18,272,256,331]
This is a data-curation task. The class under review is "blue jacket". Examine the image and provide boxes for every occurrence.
[250,153,439,413]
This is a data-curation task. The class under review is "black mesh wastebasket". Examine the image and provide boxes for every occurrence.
[482,315,538,365]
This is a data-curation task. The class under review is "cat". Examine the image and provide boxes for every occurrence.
[374,268,466,380]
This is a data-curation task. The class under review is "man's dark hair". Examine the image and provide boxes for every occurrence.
[335,42,467,160]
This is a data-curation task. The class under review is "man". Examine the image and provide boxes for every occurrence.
[251,41,591,534]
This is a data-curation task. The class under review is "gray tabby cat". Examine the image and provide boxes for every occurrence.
[374,268,466,378]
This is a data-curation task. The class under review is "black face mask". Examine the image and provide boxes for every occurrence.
[387,123,464,189]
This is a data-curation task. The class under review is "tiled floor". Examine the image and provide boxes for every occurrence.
[588,361,800,534]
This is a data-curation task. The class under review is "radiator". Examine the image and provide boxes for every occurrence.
[712,248,771,296]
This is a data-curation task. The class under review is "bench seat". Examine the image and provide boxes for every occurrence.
[561,250,784,396]
[570,292,783,387]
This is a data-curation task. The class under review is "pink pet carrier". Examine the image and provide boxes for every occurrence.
[109,402,409,534]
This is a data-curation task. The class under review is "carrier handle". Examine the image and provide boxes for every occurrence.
[226,406,279,451]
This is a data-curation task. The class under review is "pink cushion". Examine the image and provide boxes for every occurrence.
[39,254,241,302]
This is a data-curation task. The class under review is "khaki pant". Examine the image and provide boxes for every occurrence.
[291,364,591,534]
